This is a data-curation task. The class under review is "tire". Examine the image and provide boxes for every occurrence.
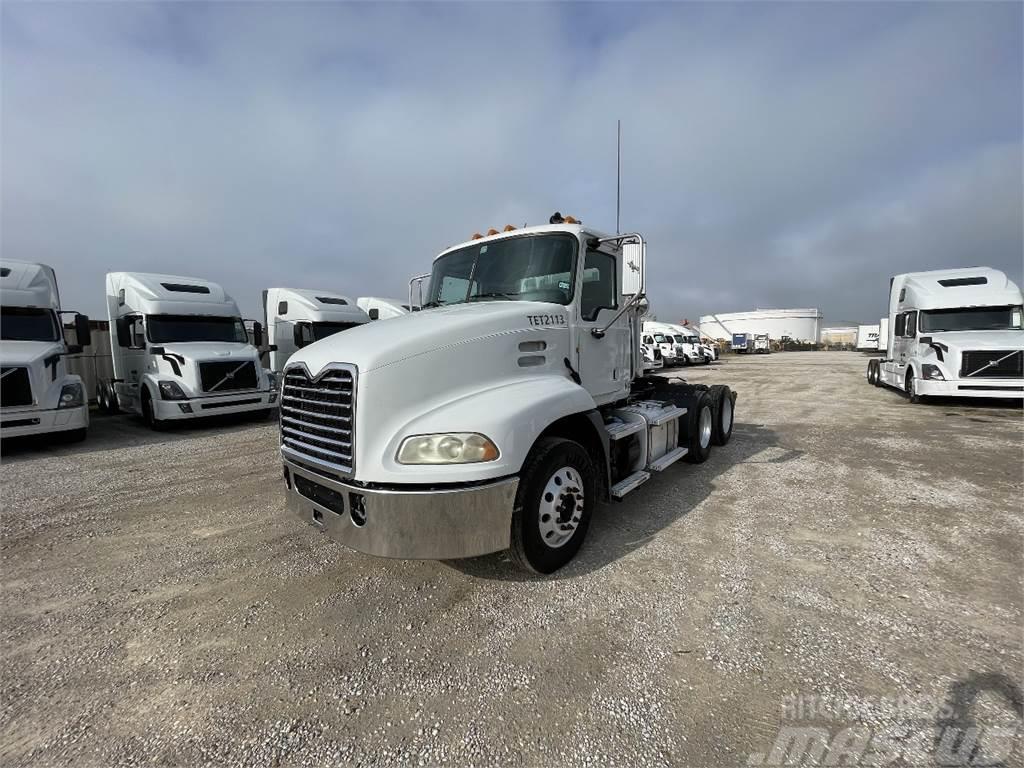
[708,385,735,446]
[142,388,166,431]
[866,360,877,385]
[682,390,714,463]
[906,370,922,404]
[510,437,596,574]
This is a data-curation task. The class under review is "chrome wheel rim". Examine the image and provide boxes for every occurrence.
[721,396,733,434]
[538,466,584,549]
[699,406,713,450]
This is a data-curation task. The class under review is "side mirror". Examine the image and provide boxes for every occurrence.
[621,241,645,296]
[293,323,314,348]
[66,345,83,354]
[253,321,264,348]
[74,314,91,347]
[368,308,380,321]
[115,316,131,347]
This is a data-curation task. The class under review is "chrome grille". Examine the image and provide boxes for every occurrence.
[280,364,355,473]
[1,367,33,408]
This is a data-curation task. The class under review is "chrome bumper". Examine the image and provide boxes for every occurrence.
[282,451,518,559]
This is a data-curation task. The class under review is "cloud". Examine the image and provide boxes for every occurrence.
[2,2,1021,324]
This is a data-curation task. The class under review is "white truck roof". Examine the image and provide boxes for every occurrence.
[267,288,369,323]
[0,260,60,309]
[106,272,241,317]
[895,267,1022,310]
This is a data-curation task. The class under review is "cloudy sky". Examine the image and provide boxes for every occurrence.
[2,2,1021,325]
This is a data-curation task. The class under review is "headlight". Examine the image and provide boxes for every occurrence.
[57,382,84,408]
[158,381,188,400]
[396,433,499,465]
[921,364,945,381]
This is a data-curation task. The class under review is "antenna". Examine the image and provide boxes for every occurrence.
[616,119,621,234]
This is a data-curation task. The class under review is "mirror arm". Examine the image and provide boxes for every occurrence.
[591,292,646,338]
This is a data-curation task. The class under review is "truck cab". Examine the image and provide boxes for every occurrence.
[867,268,1024,401]
[263,288,369,373]
[641,321,679,365]
[753,334,771,354]
[100,272,277,428]
[0,260,91,442]
[665,324,711,365]
[280,216,738,573]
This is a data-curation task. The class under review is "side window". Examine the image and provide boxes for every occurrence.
[278,301,288,315]
[130,317,145,348]
[905,310,917,338]
[899,288,906,302]
[580,250,617,321]
[894,313,906,337]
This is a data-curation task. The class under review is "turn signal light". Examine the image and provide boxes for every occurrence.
[564,215,579,224]
[486,228,499,236]
[503,224,516,232]
[471,233,483,240]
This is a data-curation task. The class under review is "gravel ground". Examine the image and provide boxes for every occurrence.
[2,351,1022,767]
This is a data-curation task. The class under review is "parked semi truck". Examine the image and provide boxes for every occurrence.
[98,272,277,428]
[280,215,737,573]
[263,288,369,372]
[664,324,711,365]
[641,321,679,365]
[866,267,1024,402]
[731,332,752,353]
[753,333,771,354]
[856,324,881,351]
[0,260,91,442]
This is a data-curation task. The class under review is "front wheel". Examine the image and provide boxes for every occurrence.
[906,370,923,404]
[142,389,166,431]
[510,437,596,574]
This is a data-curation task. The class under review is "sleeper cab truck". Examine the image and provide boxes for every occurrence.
[641,321,679,365]
[98,272,277,428]
[0,260,91,442]
[263,288,370,373]
[731,333,752,353]
[279,215,739,574]
[866,267,1024,402]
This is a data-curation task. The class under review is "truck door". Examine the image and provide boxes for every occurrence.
[576,247,629,404]
[114,314,148,409]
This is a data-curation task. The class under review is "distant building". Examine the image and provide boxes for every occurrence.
[698,308,823,344]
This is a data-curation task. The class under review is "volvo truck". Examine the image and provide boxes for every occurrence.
[98,272,277,428]
[0,260,91,442]
[279,215,738,574]
[263,288,369,372]
[866,267,1024,402]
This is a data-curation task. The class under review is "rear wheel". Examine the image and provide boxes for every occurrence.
[708,385,735,446]
[510,437,596,574]
[682,390,714,463]
[866,359,877,385]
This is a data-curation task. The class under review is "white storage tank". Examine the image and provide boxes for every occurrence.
[698,308,823,344]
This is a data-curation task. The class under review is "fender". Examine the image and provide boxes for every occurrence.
[359,374,599,485]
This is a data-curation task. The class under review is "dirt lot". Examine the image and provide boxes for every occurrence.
[2,352,1022,767]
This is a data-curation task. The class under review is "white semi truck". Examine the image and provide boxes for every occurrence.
[866,267,1024,402]
[0,260,91,442]
[263,288,369,372]
[98,272,278,428]
[753,333,771,354]
[280,216,737,573]
[641,321,679,365]
[663,324,711,365]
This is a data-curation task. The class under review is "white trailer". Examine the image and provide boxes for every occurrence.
[866,267,1024,402]
[856,324,881,351]
[98,272,277,428]
[356,297,411,321]
[279,214,738,574]
[263,288,369,372]
[753,333,771,354]
[0,260,91,442]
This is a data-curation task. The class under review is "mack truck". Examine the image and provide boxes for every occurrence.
[0,260,92,442]
[263,287,370,372]
[280,215,737,573]
[866,267,1024,402]
[98,272,278,428]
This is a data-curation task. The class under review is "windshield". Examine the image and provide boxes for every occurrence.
[920,306,1023,332]
[0,306,60,342]
[426,233,578,307]
[653,333,668,343]
[312,321,363,341]
[147,315,248,344]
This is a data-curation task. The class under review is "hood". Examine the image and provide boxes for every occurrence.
[0,339,64,366]
[290,301,569,375]
[928,330,1024,351]
[156,341,259,362]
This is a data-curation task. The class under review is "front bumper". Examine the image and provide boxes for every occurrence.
[917,377,1024,399]
[282,451,519,559]
[0,404,88,438]
[153,389,276,420]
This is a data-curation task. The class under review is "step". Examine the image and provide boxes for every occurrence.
[649,406,686,427]
[610,470,650,499]
[648,446,688,472]
[604,420,645,441]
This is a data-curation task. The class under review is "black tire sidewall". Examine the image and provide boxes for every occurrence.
[683,391,714,463]
[512,438,596,574]
[709,385,734,446]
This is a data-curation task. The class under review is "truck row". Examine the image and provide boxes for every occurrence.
[2,216,1021,573]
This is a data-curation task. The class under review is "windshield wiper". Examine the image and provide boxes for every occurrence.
[467,292,522,302]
